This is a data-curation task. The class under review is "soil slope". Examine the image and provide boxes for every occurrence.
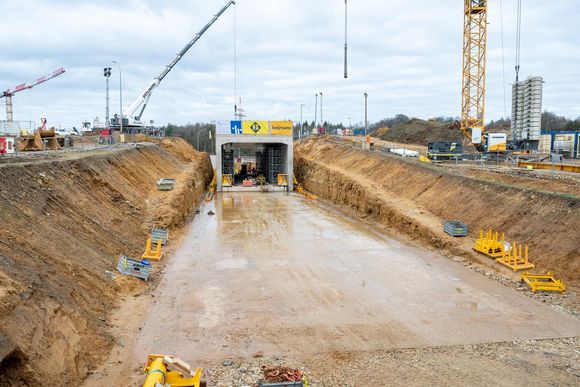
[374,118,465,146]
[294,137,579,285]
[0,139,212,386]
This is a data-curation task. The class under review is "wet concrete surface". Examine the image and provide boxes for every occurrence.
[134,192,580,361]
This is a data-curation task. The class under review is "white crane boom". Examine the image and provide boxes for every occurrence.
[124,0,235,124]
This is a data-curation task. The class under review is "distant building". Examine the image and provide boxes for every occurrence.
[511,76,543,149]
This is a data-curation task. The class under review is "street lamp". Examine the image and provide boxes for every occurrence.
[112,61,123,134]
[319,92,323,127]
[348,117,352,130]
[300,103,305,138]
[103,67,112,129]
[364,92,368,136]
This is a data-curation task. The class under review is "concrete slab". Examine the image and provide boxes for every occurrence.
[134,193,580,361]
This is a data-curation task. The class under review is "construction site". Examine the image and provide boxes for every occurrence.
[1,1,579,387]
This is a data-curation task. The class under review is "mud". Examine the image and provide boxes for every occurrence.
[294,137,580,286]
[91,192,578,386]
[0,139,212,386]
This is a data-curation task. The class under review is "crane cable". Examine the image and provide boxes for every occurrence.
[515,0,522,83]
[233,1,238,118]
[500,0,507,118]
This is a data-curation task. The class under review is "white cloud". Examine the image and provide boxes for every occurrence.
[0,0,578,128]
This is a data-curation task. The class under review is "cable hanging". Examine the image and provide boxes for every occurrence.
[500,0,507,118]
[233,1,238,118]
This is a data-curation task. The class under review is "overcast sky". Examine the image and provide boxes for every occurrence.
[1,0,578,128]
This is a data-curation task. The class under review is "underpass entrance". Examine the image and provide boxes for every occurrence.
[216,120,294,191]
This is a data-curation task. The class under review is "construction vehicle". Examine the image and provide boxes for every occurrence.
[434,1,507,158]
[1,68,65,124]
[112,1,235,129]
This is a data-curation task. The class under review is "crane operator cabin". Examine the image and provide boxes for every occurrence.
[215,120,294,191]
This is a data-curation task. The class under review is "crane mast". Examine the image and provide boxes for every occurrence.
[460,0,487,150]
[123,0,235,124]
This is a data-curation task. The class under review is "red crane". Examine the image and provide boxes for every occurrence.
[1,67,66,123]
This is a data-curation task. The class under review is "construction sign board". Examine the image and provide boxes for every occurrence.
[242,120,269,135]
[270,121,293,136]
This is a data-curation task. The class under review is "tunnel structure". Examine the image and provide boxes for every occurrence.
[215,120,294,191]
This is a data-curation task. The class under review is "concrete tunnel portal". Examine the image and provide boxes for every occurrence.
[215,121,294,191]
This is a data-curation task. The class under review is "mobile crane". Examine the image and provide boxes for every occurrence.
[112,0,235,129]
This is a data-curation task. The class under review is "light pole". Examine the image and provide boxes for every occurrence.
[319,92,323,128]
[300,103,305,138]
[364,92,368,136]
[112,61,123,134]
[314,94,318,129]
[348,117,351,130]
[104,67,112,129]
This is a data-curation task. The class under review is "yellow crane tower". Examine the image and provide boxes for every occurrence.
[459,1,507,152]
[461,0,488,151]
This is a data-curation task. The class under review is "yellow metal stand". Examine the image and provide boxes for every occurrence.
[521,272,566,293]
[206,171,217,201]
[222,174,233,187]
[144,355,203,387]
[473,229,506,258]
[142,238,164,261]
[496,241,535,271]
[277,173,289,186]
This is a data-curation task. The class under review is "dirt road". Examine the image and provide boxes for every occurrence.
[95,191,579,385]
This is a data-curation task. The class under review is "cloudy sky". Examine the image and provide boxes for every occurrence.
[1,0,578,129]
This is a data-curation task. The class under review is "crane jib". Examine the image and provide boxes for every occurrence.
[125,0,235,121]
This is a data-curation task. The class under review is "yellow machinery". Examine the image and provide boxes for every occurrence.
[473,229,506,258]
[222,174,233,187]
[206,170,217,201]
[143,355,203,387]
[521,272,566,293]
[277,173,289,186]
[142,238,164,261]
[496,241,535,272]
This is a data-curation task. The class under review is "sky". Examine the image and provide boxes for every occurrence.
[0,0,579,129]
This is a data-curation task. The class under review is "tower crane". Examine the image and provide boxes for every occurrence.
[459,0,506,153]
[0,68,66,123]
[114,0,235,128]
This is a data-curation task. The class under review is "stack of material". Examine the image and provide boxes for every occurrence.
[512,76,543,142]
[116,256,151,281]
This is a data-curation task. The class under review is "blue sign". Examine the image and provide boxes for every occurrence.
[230,120,242,134]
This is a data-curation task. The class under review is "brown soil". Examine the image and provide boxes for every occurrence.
[0,138,212,386]
[374,118,465,146]
[294,137,580,287]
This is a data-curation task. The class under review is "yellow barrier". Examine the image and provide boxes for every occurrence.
[144,354,203,387]
[277,173,289,186]
[222,174,233,187]
[496,241,535,271]
[473,229,507,258]
[206,171,217,201]
[296,184,317,200]
[521,272,566,293]
[142,238,164,261]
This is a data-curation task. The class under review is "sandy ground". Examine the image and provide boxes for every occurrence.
[86,192,580,386]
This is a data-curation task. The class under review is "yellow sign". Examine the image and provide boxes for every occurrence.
[270,121,293,136]
[242,120,268,135]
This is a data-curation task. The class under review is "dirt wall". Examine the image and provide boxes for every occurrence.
[295,137,579,284]
[0,139,212,386]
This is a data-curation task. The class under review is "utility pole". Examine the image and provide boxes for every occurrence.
[300,103,305,138]
[364,92,368,136]
[104,67,112,129]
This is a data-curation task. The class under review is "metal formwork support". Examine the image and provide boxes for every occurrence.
[461,0,487,144]
[496,241,535,271]
[521,272,566,293]
[142,237,164,261]
[473,229,506,258]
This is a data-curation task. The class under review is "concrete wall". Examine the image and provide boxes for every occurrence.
[216,135,294,191]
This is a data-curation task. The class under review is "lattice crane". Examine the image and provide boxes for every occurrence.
[1,68,66,122]
[460,0,488,151]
